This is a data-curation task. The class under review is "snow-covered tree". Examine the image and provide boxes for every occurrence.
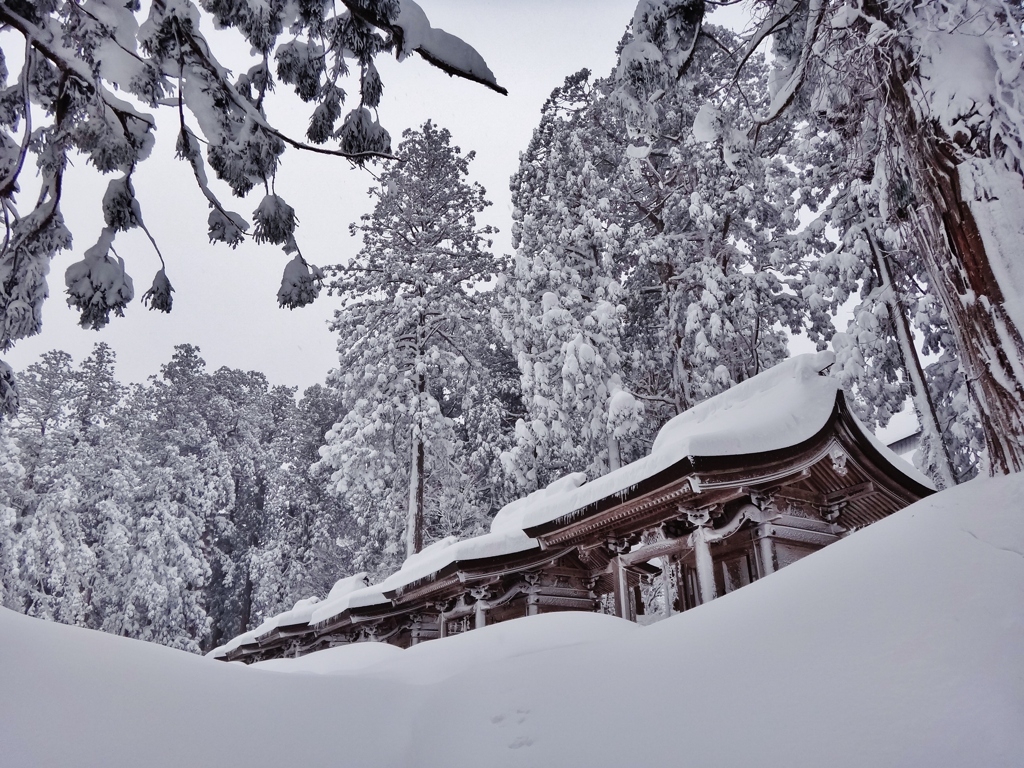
[498,28,803,488]
[620,0,1024,472]
[0,0,506,416]
[1,344,363,647]
[497,70,643,490]
[613,27,802,431]
[318,121,501,569]
[249,382,356,622]
[0,425,24,610]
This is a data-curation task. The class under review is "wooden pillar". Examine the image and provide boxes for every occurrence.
[610,555,635,620]
[525,572,541,616]
[471,587,491,630]
[690,524,717,605]
[661,558,674,618]
[757,523,775,578]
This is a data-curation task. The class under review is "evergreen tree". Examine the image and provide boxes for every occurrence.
[498,28,803,488]
[250,383,355,622]
[613,27,802,429]
[318,121,502,570]
[0,424,24,610]
[497,71,642,491]
[2,350,93,625]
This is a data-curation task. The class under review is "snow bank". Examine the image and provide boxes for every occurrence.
[253,641,403,675]
[3,474,1021,767]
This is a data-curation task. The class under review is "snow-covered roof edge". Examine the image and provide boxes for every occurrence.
[520,353,843,533]
[846,409,936,491]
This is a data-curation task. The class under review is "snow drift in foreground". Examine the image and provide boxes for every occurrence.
[3,476,1023,768]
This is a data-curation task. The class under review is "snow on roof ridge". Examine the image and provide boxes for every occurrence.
[651,351,835,454]
[521,352,842,532]
[326,572,370,601]
[309,583,389,627]
[490,472,588,535]
[849,411,936,490]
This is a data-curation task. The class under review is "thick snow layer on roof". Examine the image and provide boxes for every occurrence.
[521,352,842,530]
[378,530,539,596]
[325,572,370,602]
[257,596,321,633]
[303,572,378,626]
[210,574,373,657]
[376,474,596,595]
[206,617,276,659]
[489,473,587,534]
[4,474,1022,767]
[308,583,388,627]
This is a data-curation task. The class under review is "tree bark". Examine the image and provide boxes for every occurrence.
[884,51,1024,474]
[405,374,426,559]
[867,232,957,487]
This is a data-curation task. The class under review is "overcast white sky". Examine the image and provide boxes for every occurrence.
[5,0,646,391]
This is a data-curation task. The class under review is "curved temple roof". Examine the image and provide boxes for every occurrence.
[521,351,932,537]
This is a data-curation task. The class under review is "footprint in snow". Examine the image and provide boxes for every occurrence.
[508,735,534,749]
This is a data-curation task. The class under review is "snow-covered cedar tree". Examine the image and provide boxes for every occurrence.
[317,121,503,568]
[0,0,506,416]
[611,26,803,429]
[618,0,1024,473]
[498,26,805,491]
[496,70,642,491]
[248,382,359,624]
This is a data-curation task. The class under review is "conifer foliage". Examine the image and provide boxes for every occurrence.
[318,122,506,569]
[620,0,1024,472]
[0,344,353,652]
[496,27,805,492]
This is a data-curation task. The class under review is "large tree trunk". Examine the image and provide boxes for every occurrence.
[885,52,1024,474]
[405,373,426,559]
[867,232,957,487]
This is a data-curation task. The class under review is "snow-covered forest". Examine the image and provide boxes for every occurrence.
[1,0,1022,654]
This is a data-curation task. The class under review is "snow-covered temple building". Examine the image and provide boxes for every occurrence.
[210,352,935,663]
